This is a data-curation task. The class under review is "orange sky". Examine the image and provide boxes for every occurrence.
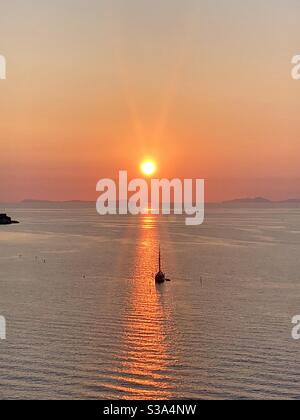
[0,0,300,202]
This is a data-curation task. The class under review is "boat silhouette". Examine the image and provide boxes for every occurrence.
[155,246,170,283]
[0,214,19,225]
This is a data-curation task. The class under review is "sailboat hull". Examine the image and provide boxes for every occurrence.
[155,272,166,283]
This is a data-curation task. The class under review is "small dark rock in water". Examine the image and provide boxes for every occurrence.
[0,214,19,225]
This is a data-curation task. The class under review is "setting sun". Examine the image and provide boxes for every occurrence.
[141,160,156,177]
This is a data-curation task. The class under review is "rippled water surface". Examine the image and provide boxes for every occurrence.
[0,206,300,399]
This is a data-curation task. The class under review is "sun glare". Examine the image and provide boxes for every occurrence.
[141,160,156,177]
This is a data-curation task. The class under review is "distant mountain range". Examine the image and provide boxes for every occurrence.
[223,197,300,204]
[0,200,95,208]
[21,199,94,205]
[223,197,271,204]
[1,197,300,207]
[280,198,300,203]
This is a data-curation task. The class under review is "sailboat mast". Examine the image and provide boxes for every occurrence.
[159,246,161,272]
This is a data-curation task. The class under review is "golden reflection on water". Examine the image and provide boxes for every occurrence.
[119,215,177,400]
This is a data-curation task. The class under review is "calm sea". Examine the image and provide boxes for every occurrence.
[0,205,300,400]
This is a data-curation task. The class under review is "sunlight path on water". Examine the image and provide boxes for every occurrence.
[117,215,179,400]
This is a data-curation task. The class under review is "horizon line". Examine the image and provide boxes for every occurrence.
[2,197,300,206]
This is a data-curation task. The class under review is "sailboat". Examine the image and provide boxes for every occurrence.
[155,246,170,283]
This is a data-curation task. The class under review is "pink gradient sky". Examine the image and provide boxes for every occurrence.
[0,0,300,202]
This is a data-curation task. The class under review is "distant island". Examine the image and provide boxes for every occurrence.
[280,198,300,203]
[223,197,272,204]
[0,214,19,225]
[222,197,300,205]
